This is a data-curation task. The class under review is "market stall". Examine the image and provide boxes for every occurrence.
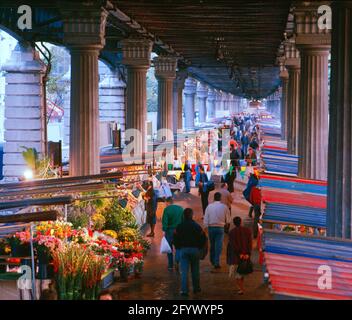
[0,171,155,300]
[263,230,352,300]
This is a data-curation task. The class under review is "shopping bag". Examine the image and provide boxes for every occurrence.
[160,236,172,254]
[236,258,253,275]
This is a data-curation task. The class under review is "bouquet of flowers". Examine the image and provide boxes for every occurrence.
[70,227,91,244]
[52,242,91,300]
[36,220,73,240]
[7,230,31,257]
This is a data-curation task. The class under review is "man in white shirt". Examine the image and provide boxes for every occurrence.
[204,192,230,270]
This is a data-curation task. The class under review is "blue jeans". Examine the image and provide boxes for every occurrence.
[180,247,200,294]
[185,171,191,193]
[208,226,224,267]
[165,229,179,268]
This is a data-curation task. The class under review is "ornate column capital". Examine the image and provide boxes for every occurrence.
[120,37,153,68]
[61,3,109,50]
[284,38,301,69]
[173,70,188,91]
[184,78,197,95]
[278,57,289,80]
[153,56,177,80]
[197,83,208,99]
[293,1,331,50]
[215,90,222,102]
[207,89,216,101]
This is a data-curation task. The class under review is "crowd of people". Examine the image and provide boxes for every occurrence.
[73,112,263,300]
[154,113,263,297]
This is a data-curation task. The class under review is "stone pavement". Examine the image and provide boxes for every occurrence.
[113,178,273,300]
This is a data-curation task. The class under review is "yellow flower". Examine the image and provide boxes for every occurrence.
[102,230,117,239]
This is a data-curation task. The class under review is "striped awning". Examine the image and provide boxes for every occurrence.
[263,230,352,300]
[259,174,327,195]
[263,202,326,228]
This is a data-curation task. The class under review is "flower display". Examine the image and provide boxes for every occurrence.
[36,220,73,239]
[4,199,150,299]
[14,230,31,244]
[102,230,117,239]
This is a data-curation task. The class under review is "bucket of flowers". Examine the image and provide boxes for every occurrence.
[131,252,144,278]
[34,234,62,279]
[7,230,31,258]
[52,242,91,300]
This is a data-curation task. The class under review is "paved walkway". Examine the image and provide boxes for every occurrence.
[114,178,272,300]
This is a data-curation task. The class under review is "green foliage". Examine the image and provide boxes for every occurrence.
[102,199,137,232]
[21,147,58,179]
[67,207,90,230]
[21,147,38,171]
[41,44,70,107]
[147,67,158,112]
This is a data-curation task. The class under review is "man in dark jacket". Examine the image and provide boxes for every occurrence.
[174,208,207,296]
[249,186,262,238]
[243,173,259,218]
[227,216,252,295]
[198,166,209,215]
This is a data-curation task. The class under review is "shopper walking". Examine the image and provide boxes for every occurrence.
[174,208,207,297]
[198,166,209,215]
[243,172,259,218]
[183,160,192,193]
[241,131,250,157]
[162,198,184,271]
[204,192,230,270]
[226,165,236,193]
[249,185,262,239]
[227,216,252,295]
[144,181,157,237]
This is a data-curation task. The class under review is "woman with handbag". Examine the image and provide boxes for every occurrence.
[227,216,253,295]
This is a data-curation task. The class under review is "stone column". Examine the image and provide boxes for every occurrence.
[121,37,153,154]
[197,83,208,123]
[2,43,46,180]
[228,94,232,112]
[62,7,108,176]
[235,96,241,113]
[173,71,187,132]
[294,2,331,181]
[279,58,289,140]
[327,1,352,238]
[183,78,197,129]
[285,39,301,155]
[222,93,228,112]
[69,47,101,176]
[207,89,216,119]
[154,56,177,141]
[215,91,222,117]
